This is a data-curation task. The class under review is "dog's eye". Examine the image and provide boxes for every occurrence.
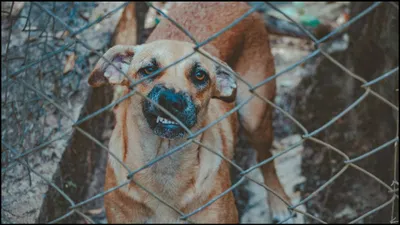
[192,70,209,84]
[190,64,209,88]
[139,65,158,76]
[194,70,207,81]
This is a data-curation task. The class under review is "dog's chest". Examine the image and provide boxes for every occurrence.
[143,139,197,184]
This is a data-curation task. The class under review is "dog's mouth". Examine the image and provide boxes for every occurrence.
[145,111,186,139]
[143,85,198,139]
[155,115,179,125]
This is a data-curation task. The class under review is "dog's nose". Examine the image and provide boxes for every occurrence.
[158,89,187,112]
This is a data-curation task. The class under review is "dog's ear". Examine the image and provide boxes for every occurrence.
[212,60,237,103]
[88,45,135,87]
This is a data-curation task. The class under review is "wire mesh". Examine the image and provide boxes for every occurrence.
[1,1,398,224]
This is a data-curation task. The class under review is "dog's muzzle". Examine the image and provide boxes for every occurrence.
[142,85,197,139]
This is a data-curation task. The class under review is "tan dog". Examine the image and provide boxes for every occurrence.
[88,2,291,223]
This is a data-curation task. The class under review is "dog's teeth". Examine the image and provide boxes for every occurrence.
[156,116,178,125]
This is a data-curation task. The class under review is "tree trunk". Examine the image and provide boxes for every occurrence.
[295,2,398,223]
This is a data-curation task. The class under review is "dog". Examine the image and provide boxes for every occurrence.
[88,2,292,223]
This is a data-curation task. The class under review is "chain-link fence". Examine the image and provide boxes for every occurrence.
[1,1,398,224]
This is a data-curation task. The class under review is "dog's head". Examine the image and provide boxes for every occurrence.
[88,40,236,139]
